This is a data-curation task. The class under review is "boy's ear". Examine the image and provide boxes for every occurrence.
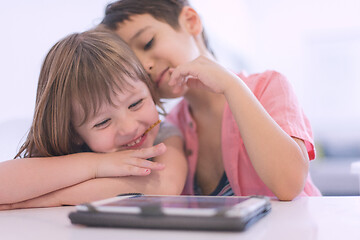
[179,6,203,36]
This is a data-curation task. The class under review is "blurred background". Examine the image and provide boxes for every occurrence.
[0,0,359,195]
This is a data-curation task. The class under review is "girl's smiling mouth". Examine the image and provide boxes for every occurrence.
[121,120,161,149]
[144,119,161,134]
[122,134,147,148]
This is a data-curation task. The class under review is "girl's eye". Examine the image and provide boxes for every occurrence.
[144,38,154,51]
[93,119,110,128]
[129,99,144,110]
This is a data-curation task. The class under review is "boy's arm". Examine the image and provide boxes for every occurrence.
[223,71,309,201]
[224,76,309,201]
[0,136,187,209]
[170,56,309,201]
[0,144,166,204]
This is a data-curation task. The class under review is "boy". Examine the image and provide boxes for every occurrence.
[101,0,321,200]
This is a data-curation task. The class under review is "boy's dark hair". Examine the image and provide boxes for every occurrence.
[101,0,214,55]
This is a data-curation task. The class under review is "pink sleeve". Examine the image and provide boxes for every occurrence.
[247,71,315,160]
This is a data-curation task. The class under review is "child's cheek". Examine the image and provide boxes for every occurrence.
[145,125,160,148]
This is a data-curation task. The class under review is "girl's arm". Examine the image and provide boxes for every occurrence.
[0,136,187,209]
[170,56,309,201]
[0,144,166,204]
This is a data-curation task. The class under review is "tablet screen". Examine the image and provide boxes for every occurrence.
[101,196,248,209]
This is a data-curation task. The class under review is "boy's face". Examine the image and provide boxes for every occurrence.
[115,14,201,98]
[72,78,160,153]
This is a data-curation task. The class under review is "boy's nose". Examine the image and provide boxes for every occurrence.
[139,55,154,73]
[145,61,154,73]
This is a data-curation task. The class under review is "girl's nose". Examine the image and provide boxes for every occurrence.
[115,119,139,140]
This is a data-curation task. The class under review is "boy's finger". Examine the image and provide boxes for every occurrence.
[186,78,207,90]
[169,74,186,86]
[168,68,185,86]
[130,143,166,159]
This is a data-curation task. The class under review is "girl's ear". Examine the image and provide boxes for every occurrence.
[75,138,84,146]
[178,6,203,36]
[72,131,84,146]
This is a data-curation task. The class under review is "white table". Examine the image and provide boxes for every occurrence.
[1,197,359,240]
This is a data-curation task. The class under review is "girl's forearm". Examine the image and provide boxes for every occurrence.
[1,137,187,209]
[0,153,97,204]
[224,78,308,200]
[4,166,185,210]
[1,178,126,210]
[50,137,188,206]
[55,175,172,206]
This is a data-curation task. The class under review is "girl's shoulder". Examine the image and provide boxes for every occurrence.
[154,121,183,145]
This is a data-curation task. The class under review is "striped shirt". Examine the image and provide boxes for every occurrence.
[194,172,234,196]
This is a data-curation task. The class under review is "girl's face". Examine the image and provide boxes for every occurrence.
[72,79,160,153]
[116,14,201,99]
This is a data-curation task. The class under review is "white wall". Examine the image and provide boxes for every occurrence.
[1,0,360,160]
[0,0,111,124]
[192,0,360,149]
[0,0,112,160]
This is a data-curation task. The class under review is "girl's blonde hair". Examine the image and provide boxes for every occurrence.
[16,29,162,158]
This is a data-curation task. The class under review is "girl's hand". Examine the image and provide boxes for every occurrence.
[168,56,239,95]
[94,143,167,178]
[0,203,13,210]
[0,197,53,211]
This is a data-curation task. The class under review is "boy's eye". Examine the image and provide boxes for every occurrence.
[129,99,144,110]
[144,38,154,51]
[93,119,110,128]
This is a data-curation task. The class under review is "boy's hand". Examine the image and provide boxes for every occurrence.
[168,56,239,95]
[94,143,166,178]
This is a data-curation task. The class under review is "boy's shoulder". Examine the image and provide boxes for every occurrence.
[239,70,292,97]
[239,70,287,86]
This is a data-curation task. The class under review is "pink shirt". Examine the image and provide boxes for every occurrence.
[166,70,321,198]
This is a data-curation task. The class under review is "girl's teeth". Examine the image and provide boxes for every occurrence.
[126,136,142,147]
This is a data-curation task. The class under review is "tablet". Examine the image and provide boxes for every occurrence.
[69,194,271,231]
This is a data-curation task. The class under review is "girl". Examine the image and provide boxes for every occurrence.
[0,29,187,209]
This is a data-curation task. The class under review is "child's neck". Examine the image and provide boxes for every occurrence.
[185,89,226,117]
[183,51,225,115]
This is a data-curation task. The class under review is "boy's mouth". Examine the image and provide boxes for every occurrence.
[156,67,169,87]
